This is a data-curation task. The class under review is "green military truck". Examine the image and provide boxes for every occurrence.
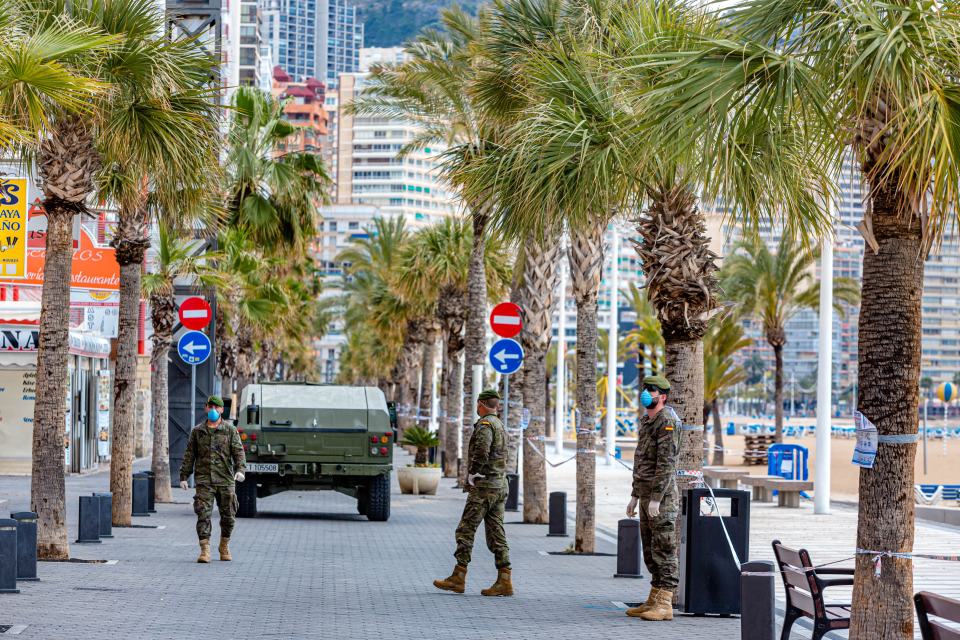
[234,382,394,521]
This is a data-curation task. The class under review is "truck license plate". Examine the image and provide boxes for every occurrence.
[247,463,278,473]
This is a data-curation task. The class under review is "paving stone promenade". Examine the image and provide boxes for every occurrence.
[1,451,741,640]
[5,448,957,638]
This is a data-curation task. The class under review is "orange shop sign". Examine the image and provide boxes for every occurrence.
[0,202,120,291]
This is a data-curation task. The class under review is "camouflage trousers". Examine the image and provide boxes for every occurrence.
[454,486,510,569]
[638,492,679,589]
[193,484,237,541]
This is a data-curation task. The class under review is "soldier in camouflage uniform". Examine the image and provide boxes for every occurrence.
[625,375,681,621]
[179,395,246,563]
[434,389,512,596]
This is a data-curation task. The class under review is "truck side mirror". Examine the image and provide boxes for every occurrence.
[247,404,260,426]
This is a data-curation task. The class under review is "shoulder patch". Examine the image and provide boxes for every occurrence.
[478,420,491,427]
[664,425,674,431]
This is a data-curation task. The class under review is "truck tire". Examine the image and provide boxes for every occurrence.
[236,476,257,518]
[365,472,390,522]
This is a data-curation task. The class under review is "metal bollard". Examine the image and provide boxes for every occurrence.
[93,493,113,538]
[505,473,520,512]
[143,471,157,513]
[547,491,567,537]
[740,561,776,640]
[0,518,20,593]
[10,512,38,581]
[76,496,101,544]
[132,473,150,517]
[614,519,643,578]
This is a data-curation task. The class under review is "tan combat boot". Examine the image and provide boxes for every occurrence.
[639,588,674,621]
[219,537,232,561]
[433,565,467,593]
[480,568,513,597]
[625,588,660,617]
[197,539,211,563]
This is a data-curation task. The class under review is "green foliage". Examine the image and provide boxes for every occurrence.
[401,425,440,448]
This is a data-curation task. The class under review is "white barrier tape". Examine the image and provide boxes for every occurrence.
[876,434,920,444]
[577,448,596,454]
[856,548,960,578]
[524,438,577,467]
[682,425,705,432]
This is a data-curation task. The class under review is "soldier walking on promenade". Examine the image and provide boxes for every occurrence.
[625,375,681,621]
[434,389,513,596]
[179,395,246,563]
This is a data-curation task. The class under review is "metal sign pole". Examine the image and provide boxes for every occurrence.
[191,364,197,429]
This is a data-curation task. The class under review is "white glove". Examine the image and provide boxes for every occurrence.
[626,496,638,518]
[467,473,482,486]
[234,472,246,483]
[646,500,661,518]
[180,480,188,491]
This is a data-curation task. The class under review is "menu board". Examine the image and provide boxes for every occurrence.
[0,368,36,472]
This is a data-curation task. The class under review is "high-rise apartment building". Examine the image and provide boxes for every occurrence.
[334,72,459,224]
[238,0,262,87]
[262,0,363,88]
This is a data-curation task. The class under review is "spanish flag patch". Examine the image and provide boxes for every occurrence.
[664,426,674,431]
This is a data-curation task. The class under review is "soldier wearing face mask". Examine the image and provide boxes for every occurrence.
[179,395,246,563]
[625,375,681,622]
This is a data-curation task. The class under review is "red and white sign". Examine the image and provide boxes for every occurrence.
[489,302,523,338]
[178,297,211,331]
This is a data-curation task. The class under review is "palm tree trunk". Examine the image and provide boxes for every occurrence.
[150,293,175,503]
[441,346,462,477]
[30,201,76,560]
[417,324,438,431]
[773,343,784,443]
[519,231,561,524]
[110,205,150,527]
[665,337,705,492]
[464,204,490,374]
[568,220,605,553]
[711,398,724,466]
[849,185,922,640]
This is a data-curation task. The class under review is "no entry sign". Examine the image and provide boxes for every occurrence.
[489,302,522,338]
[179,297,212,331]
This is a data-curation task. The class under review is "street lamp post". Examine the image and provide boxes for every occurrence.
[605,226,619,465]
[814,225,834,515]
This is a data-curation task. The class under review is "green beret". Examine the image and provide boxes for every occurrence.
[478,389,501,401]
[206,395,224,408]
[642,375,670,391]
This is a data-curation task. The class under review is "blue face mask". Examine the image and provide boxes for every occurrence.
[207,408,221,422]
[641,389,654,408]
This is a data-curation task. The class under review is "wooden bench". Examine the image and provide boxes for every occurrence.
[773,540,853,640]
[741,475,784,503]
[702,467,749,490]
[915,591,960,639]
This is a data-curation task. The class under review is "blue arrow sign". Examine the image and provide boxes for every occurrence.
[489,338,524,375]
[178,330,211,366]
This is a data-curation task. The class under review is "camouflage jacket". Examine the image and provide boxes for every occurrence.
[467,413,507,489]
[180,421,246,487]
[632,406,682,502]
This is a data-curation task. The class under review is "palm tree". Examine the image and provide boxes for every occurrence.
[639,2,960,629]
[225,87,330,255]
[722,235,860,442]
[142,223,224,503]
[337,218,411,392]
[396,218,511,477]
[345,9,497,406]
[3,0,166,559]
[93,9,221,528]
[703,314,750,466]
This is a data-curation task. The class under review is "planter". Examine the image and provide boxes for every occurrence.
[397,466,441,495]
